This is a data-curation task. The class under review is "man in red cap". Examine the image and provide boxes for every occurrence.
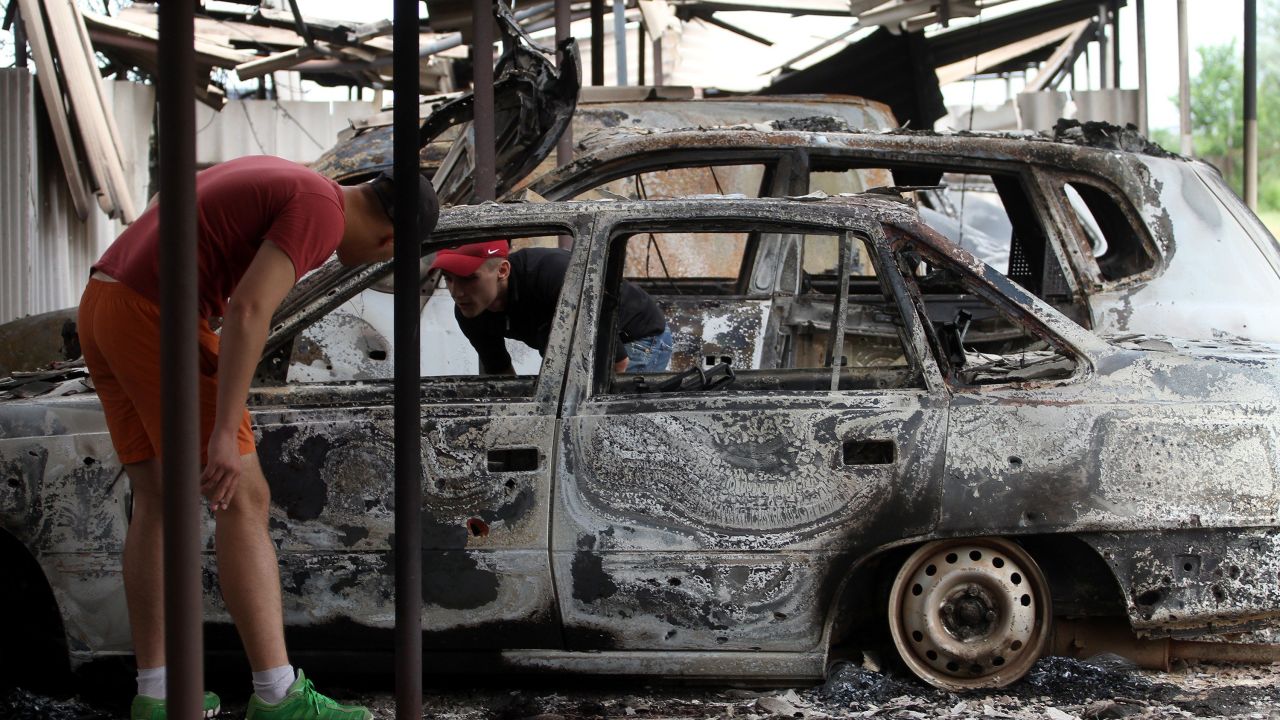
[431,240,671,375]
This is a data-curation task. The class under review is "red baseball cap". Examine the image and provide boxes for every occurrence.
[429,239,509,276]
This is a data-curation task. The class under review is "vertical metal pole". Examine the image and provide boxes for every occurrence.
[157,0,201,717]
[613,0,628,85]
[555,0,572,167]
[473,0,496,201]
[1244,0,1257,210]
[1177,0,1192,155]
[392,0,422,717]
[1110,0,1121,89]
[13,7,27,68]
[1136,0,1148,135]
[1096,5,1109,89]
[828,232,852,392]
[652,32,663,87]
[591,0,604,85]
[555,0,573,250]
[638,19,646,85]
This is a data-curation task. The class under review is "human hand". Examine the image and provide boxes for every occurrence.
[200,430,242,511]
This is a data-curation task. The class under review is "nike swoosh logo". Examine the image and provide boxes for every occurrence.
[486,249,499,255]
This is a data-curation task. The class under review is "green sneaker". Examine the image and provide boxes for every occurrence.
[245,669,370,720]
[130,691,221,719]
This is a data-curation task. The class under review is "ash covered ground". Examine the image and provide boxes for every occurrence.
[5,657,1280,720]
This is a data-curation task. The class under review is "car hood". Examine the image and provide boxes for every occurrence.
[309,3,580,206]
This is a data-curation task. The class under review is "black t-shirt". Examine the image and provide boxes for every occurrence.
[456,247,666,373]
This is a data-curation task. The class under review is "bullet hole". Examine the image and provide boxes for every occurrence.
[466,518,489,537]
[83,457,96,466]
[1007,456,1022,468]
[1137,589,1164,607]
[667,578,681,586]
[7,477,19,488]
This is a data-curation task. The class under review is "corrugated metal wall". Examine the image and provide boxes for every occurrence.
[1,71,376,325]
[0,70,40,327]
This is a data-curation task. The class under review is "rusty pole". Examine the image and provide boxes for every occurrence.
[555,0,574,250]
[590,0,604,85]
[473,0,496,202]
[157,0,202,717]
[1244,0,1257,210]
[555,0,572,167]
[392,0,422,717]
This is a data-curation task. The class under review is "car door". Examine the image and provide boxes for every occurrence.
[239,218,592,653]
[550,204,949,653]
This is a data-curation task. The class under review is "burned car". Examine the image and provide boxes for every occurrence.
[4,193,1280,691]
[282,120,1280,386]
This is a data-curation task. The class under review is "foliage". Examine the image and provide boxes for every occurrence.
[1170,1,1280,213]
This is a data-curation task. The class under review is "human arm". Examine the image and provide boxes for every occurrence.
[200,240,297,509]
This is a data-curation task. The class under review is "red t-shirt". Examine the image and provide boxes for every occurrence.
[94,155,345,320]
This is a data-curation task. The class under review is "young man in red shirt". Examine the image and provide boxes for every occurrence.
[78,155,437,720]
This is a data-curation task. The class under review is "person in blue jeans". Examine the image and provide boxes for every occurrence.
[431,240,672,375]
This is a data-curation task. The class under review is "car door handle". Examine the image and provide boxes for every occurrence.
[842,439,896,466]
[487,447,539,472]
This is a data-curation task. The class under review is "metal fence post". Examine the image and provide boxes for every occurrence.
[393,0,423,717]
[473,0,496,202]
[157,0,202,716]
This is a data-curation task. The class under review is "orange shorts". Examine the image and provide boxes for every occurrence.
[78,278,256,466]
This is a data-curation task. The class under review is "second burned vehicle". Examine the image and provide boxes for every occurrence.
[4,193,1280,691]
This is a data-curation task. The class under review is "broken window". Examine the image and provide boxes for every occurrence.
[895,246,1078,386]
[598,227,923,394]
[579,163,768,201]
[1062,181,1157,282]
[284,232,570,394]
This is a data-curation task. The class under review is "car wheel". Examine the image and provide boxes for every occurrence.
[887,537,1051,690]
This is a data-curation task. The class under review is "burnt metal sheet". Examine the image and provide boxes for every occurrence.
[2,196,1280,679]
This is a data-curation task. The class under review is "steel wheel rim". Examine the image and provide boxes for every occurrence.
[888,537,1051,690]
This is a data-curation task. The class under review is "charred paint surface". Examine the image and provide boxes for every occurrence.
[3,196,1280,678]
[1079,529,1280,636]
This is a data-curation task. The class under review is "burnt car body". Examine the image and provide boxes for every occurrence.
[526,122,1280,344]
[3,194,1279,691]
[274,121,1280,387]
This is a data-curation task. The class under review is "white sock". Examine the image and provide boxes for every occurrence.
[137,666,166,699]
[252,664,296,704]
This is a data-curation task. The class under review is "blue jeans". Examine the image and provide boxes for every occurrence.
[623,325,673,373]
